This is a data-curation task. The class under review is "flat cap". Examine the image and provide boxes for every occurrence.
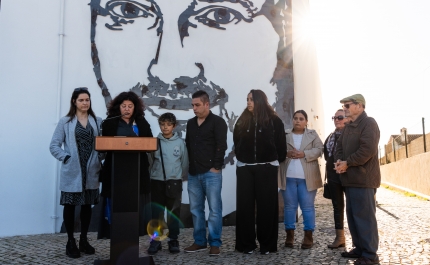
[340,94,365,105]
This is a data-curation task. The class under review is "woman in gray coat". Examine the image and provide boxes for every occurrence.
[50,88,102,259]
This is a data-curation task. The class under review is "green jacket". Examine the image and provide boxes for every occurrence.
[150,132,188,181]
[334,111,381,188]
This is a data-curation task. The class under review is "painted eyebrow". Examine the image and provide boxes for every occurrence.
[197,0,259,16]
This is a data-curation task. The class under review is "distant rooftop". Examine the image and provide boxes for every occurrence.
[388,134,422,145]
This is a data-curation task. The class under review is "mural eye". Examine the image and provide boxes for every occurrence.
[195,7,250,30]
[107,1,153,19]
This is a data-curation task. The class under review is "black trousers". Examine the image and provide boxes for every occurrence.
[235,164,279,253]
[150,180,182,240]
[63,204,92,240]
[327,179,345,229]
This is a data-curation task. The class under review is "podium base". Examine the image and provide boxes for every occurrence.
[94,256,155,265]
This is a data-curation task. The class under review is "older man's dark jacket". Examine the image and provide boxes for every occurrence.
[334,111,381,188]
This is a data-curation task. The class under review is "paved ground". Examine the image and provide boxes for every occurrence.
[1,187,429,265]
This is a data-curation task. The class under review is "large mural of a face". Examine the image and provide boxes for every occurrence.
[89,0,294,225]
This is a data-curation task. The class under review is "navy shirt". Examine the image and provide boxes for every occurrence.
[185,111,228,175]
[116,119,138,137]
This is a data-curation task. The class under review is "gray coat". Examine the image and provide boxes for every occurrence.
[50,115,102,192]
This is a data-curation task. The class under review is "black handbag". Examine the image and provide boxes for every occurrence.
[323,172,331,199]
[158,138,183,199]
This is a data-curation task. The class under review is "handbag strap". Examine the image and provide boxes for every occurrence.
[158,138,167,181]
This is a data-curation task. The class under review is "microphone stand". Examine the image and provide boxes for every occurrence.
[100,114,125,136]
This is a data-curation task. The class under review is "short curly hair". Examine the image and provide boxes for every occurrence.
[158,112,177,125]
[107,91,145,120]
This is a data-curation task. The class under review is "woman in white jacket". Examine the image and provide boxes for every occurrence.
[278,110,323,249]
[50,88,102,259]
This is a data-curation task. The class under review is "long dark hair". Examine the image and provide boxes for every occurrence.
[238,89,277,129]
[66,88,96,122]
[107,91,145,121]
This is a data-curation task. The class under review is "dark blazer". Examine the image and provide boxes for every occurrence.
[100,116,153,197]
[334,111,381,188]
[233,113,286,164]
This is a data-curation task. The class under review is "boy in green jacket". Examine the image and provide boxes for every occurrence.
[147,113,188,255]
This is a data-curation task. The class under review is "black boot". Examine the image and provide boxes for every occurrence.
[79,235,95,254]
[66,238,81,258]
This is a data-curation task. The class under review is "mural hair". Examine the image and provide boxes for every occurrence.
[238,89,277,129]
[66,88,96,123]
[107,91,145,121]
[192,90,209,104]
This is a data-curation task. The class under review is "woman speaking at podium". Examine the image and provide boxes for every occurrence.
[50,87,103,258]
[98,91,153,238]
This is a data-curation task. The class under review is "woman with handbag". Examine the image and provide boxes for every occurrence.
[234,89,286,255]
[323,109,349,248]
[50,87,103,258]
[98,91,153,238]
[278,110,323,249]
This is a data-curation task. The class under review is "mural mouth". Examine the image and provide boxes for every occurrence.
[129,62,229,116]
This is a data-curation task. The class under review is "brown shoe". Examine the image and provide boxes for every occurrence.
[301,230,313,249]
[353,256,380,264]
[184,243,207,253]
[209,246,220,256]
[327,229,346,249]
[285,229,294,248]
[341,249,360,258]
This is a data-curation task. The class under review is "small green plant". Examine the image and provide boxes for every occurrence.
[381,184,428,201]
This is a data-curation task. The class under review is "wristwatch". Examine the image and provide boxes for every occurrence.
[214,167,221,170]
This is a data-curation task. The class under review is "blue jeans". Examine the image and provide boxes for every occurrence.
[281,178,317,231]
[187,171,223,247]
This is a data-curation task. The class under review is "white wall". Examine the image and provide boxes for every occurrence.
[0,0,63,236]
[0,0,323,237]
[293,0,325,136]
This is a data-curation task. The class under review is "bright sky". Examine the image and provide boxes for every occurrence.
[307,0,430,154]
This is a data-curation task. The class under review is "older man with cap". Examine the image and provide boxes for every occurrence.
[334,94,380,265]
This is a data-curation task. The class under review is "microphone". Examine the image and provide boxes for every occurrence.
[100,114,126,136]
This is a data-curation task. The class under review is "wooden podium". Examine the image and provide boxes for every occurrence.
[94,136,157,265]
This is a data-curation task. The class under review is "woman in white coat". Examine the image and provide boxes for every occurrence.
[278,110,323,249]
[50,88,102,259]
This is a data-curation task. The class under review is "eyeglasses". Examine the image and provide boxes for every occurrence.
[74,87,88,92]
[293,117,306,121]
[342,102,357,109]
[332,115,345,121]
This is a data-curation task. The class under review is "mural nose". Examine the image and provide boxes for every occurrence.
[147,24,202,86]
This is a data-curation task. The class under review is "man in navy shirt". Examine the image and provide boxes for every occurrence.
[184,91,227,256]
